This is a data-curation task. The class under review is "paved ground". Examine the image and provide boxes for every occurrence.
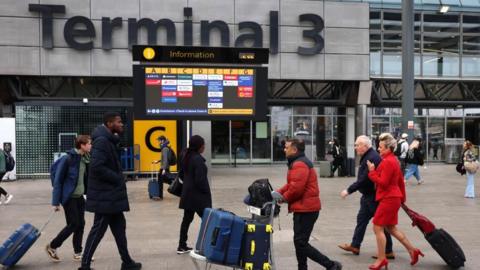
[0,164,478,270]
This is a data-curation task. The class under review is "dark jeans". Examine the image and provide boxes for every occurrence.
[179,209,203,248]
[81,212,133,268]
[157,169,169,199]
[351,195,393,253]
[293,212,334,270]
[399,158,406,175]
[330,160,344,177]
[50,197,85,253]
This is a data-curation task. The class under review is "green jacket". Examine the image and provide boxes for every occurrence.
[0,149,6,173]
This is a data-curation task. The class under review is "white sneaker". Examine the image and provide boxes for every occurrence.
[4,194,13,204]
[73,253,95,262]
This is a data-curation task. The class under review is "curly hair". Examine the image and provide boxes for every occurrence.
[378,133,397,152]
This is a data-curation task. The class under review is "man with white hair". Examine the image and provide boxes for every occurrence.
[338,135,394,259]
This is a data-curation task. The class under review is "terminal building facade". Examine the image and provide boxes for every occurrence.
[0,0,479,177]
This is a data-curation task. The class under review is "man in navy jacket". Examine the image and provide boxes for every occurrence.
[338,135,394,259]
[79,112,141,270]
[47,135,91,262]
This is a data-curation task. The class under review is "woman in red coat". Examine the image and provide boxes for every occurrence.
[366,133,423,270]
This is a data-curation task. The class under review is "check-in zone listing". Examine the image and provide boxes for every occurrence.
[145,67,255,116]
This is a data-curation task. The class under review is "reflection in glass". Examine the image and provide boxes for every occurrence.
[232,121,250,163]
[428,118,445,161]
[446,118,463,138]
[211,121,230,163]
[293,116,313,160]
[252,121,271,162]
[271,107,292,161]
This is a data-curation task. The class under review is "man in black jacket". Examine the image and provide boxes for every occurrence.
[79,112,141,270]
[338,135,394,259]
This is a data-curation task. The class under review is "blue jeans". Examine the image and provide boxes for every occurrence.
[405,164,421,182]
[465,172,475,198]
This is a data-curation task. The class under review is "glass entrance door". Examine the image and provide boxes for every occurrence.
[293,116,313,160]
[427,118,445,161]
[231,121,251,164]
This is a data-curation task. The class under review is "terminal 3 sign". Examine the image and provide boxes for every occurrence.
[28,4,325,55]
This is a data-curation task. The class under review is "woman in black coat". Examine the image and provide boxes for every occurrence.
[177,135,212,254]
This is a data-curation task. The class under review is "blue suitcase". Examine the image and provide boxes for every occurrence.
[148,179,160,199]
[195,208,245,266]
[0,213,54,267]
[241,220,272,270]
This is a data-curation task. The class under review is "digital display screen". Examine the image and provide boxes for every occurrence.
[134,65,268,120]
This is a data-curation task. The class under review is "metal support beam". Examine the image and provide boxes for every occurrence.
[402,0,415,140]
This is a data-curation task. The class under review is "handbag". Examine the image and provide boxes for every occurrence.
[464,161,479,174]
[456,162,466,175]
[167,174,183,197]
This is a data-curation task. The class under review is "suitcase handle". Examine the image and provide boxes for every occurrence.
[38,211,56,236]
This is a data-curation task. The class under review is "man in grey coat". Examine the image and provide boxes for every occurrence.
[152,135,173,200]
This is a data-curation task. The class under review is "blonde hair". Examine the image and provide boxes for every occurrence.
[378,133,397,152]
[410,140,419,149]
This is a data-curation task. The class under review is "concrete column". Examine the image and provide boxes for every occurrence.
[346,107,355,158]
[191,121,212,168]
[355,105,368,137]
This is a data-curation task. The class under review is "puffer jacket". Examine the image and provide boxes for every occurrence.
[277,153,321,213]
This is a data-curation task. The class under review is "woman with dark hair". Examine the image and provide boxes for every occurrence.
[177,135,212,254]
[366,133,423,270]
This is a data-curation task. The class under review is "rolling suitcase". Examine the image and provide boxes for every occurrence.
[241,220,272,270]
[0,212,55,267]
[148,164,160,200]
[402,204,465,268]
[346,158,355,177]
[195,208,244,266]
[318,161,330,177]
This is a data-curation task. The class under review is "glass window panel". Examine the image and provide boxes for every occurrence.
[442,0,461,4]
[271,107,292,161]
[293,107,313,115]
[370,52,381,75]
[464,108,480,116]
[428,118,445,161]
[252,121,271,161]
[293,116,314,160]
[211,121,230,162]
[463,35,480,55]
[423,55,459,76]
[446,118,463,138]
[463,15,480,34]
[446,108,463,117]
[462,56,480,77]
[423,0,441,4]
[370,11,381,30]
[461,0,480,7]
[315,115,331,161]
[383,12,401,31]
[231,121,250,162]
[429,109,445,116]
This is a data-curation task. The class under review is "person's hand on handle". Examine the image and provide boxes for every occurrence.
[340,189,349,199]
[366,160,375,172]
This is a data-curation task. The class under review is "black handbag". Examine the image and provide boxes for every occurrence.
[456,162,466,175]
[167,175,183,197]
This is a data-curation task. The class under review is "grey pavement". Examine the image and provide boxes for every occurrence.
[0,164,478,270]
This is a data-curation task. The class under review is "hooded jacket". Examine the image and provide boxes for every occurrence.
[86,125,129,214]
[277,153,321,213]
[52,149,89,206]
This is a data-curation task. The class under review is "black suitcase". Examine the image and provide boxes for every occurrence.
[241,221,272,270]
[426,229,465,269]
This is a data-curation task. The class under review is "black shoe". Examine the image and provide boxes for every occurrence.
[176,246,193,254]
[328,261,342,270]
[121,261,142,270]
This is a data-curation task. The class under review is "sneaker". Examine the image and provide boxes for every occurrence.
[73,253,95,262]
[121,261,142,270]
[328,261,343,270]
[176,246,193,254]
[418,180,424,185]
[4,194,13,204]
[46,244,60,262]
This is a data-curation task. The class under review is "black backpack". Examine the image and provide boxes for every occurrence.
[4,152,15,172]
[167,146,177,166]
[394,141,405,157]
[247,179,280,217]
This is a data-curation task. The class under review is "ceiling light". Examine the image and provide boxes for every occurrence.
[439,5,449,13]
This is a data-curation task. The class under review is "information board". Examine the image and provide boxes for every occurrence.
[134,65,268,120]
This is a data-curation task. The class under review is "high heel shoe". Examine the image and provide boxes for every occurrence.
[368,258,388,270]
[410,249,424,265]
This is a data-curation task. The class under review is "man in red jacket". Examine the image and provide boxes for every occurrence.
[275,139,342,270]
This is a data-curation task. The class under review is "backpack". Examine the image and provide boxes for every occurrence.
[4,152,15,172]
[167,146,177,166]
[247,178,280,217]
[50,155,70,186]
[394,141,405,157]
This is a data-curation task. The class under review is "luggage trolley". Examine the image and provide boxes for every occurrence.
[190,201,278,270]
